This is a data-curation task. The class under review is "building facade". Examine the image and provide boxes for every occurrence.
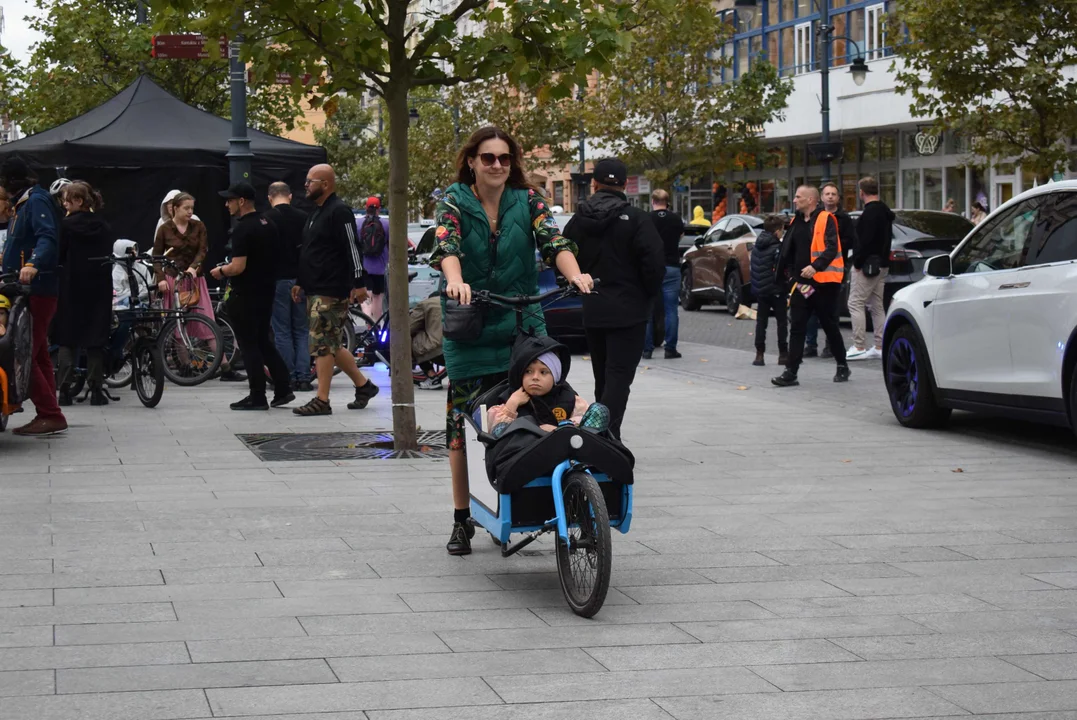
[707,0,1075,219]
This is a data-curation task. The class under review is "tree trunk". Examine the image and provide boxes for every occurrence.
[385,82,418,451]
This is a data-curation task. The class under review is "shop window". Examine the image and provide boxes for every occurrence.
[945,167,966,215]
[553,181,564,207]
[879,171,897,208]
[759,179,776,213]
[832,12,848,67]
[842,174,859,210]
[880,133,897,160]
[782,0,795,24]
[902,169,921,209]
[862,135,879,163]
[971,167,990,211]
[767,0,780,25]
[831,0,847,8]
[866,3,886,60]
[796,0,812,18]
[768,146,788,169]
[843,136,860,164]
[924,167,943,210]
[775,178,791,212]
[791,144,805,169]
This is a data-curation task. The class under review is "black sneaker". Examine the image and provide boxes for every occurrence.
[664,349,682,359]
[270,391,296,408]
[446,522,472,555]
[296,380,314,392]
[230,395,269,411]
[834,365,851,383]
[804,347,818,358]
[771,370,799,387]
[641,350,653,360]
[820,346,834,359]
[347,380,380,410]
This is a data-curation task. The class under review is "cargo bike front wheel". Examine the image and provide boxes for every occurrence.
[555,470,612,618]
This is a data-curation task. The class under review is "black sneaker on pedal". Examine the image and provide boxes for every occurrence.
[446,522,472,556]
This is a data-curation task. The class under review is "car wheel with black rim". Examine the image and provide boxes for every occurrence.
[884,324,950,429]
[680,267,701,311]
[724,269,743,315]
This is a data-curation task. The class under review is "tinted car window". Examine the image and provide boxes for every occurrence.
[892,212,974,239]
[952,196,1044,274]
[1029,192,1077,265]
[722,220,749,241]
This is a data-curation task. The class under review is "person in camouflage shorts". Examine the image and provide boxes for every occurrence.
[307,295,349,357]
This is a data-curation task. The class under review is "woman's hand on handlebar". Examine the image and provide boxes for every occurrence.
[569,273,594,294]
[445,281,472,305]
[157,280,169,294]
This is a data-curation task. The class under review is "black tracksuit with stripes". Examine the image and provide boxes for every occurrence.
[297,193,365,299]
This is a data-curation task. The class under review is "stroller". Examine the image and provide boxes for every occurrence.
[0,272,33,432]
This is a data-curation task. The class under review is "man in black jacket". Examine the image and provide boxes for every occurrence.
[564,158,664,439]
[291,164,379,416]
[773,185,851,387]
[265,182,312,391]
[805,182,857,358]
[643,189,684,360]
[749,214,788,366]
[847,176,895,361]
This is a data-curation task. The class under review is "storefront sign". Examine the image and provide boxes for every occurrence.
[638,177,651,195]
[915,132,941,156]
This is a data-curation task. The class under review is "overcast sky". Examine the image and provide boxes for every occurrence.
[3,0,44,62]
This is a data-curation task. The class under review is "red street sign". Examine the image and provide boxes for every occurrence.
[151,34,229,60]
[247,70,315,86]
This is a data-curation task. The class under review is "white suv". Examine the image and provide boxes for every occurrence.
[882,181,1077,431]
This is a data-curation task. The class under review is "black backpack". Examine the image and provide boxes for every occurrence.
[359,215,386,257]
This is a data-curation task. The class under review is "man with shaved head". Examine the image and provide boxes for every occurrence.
[772,184,850,387]
[291,163,379,415]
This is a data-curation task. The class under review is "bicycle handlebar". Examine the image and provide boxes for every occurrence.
[446,278,600,308]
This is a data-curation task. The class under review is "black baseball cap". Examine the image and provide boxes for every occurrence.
[218,181,257,201]
[593,158,627,188]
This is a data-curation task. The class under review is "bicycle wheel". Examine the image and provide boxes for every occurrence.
[159,314,223,386]
[555,470,612,618]
[132,342,164,408]
[216,317,239,371]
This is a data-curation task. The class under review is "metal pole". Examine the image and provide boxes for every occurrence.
[818,0,831,182]
[452,105,460,146]
[226,32,253,185]
[577,88,586,208]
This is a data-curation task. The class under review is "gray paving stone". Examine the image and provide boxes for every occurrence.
[824,531,1027,548]
[751,656,1041,691]
[759,546,983,565]
[56,617,306,645]
[329,648,605,682]
[0,688,211,720]
[487,665,776,703]
[906,610,1077,634]
[584,638,859,671]
[399,588,636,612]
[930,679,1077,714]
[530,601,776,627]
[973,590,1077,610]
[0,669,53,696]
[832,631,1077,660]
[299,608,547,636]
[276,576,502,597]
[755,592,996,617]
[173,594,409,621]
[162,565,381,585]
[437,623,701,652]
[207,678,502,715]
[826,574,1057,595]
[0,625,52,648]
[0,589,52,607]
[1002,653,1077,680]
[619,579,851,604]
[675,615,933,642]
[1036,573,1077,589]
[653,686,969,720]
[55,582,281,605]
[365,699,678,720]
[57,658,337,694]
[188,632,448,663]
[0,602,175,626]
[694,562,912,584]
[0,641,189,671]
[0,571,165,590]
[0,560,52,575]
[948,542,1077,560]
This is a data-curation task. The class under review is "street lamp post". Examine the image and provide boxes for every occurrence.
[226,32,253,185]
[734,0,870,182]
[408,98,461,145]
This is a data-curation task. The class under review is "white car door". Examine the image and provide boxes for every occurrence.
[931,194,1045,394]
[1005,190,1077,400]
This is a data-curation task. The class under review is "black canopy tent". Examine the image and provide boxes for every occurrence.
[0,75,326,262]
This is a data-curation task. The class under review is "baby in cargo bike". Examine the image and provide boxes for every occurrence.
[459,286,635,618]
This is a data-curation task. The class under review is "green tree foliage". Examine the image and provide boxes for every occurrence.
[12,0,303,135]
[582,0,793,189]
[155,0,642,448]
[313,96,389,209]
[894,0,1077,181]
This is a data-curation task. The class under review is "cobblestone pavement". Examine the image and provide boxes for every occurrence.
[1,346,1076,720]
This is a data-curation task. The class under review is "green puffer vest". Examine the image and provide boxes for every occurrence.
[440,182,546,380]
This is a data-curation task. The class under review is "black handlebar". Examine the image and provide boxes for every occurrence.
[444,279,600,308]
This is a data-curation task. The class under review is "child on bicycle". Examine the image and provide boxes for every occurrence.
[487,334,607,436]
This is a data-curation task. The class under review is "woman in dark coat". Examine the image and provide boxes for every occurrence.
[54,181,114,406]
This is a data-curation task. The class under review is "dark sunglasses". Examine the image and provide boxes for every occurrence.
[478,153,512,168]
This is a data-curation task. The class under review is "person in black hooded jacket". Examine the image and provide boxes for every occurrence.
[563,158,664,440]
[486,333,591,434]
[748,214,788,366]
